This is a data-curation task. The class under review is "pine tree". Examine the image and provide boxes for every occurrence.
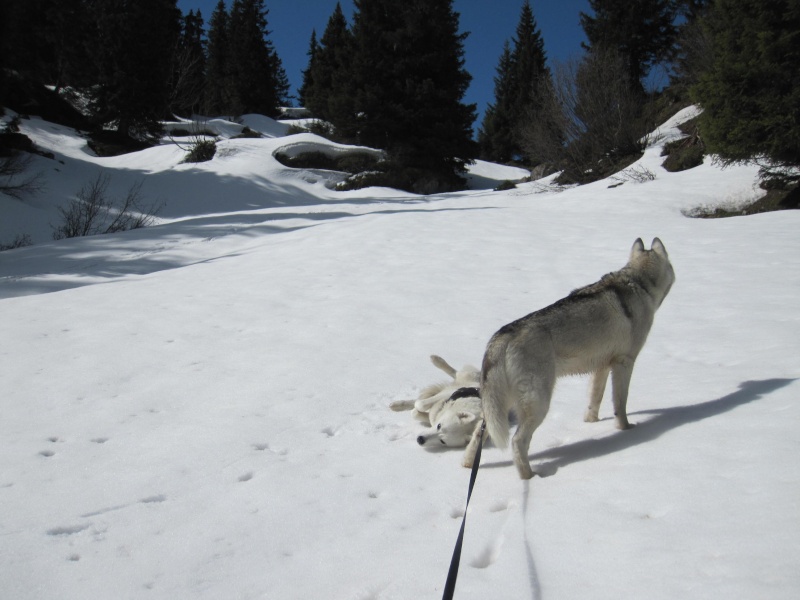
[171,9,206,117]
[301,3,354,135]
[227,0,289,117]
[580,0,677,91]
[478,1,549,163]
[671,0,712,90]
[298,30,320,108]
[350,0,476,190]
[692,0,800,172]
[88,0,181,139]
[205,0,231,116]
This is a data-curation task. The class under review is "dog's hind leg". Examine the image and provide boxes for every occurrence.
[430,355,458,379]
[512,376,554,479]
[584,367,610,423]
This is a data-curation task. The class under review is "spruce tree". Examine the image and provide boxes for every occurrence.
[478,43,514,163]
[350,0,476,190]
[227,0,289,117]
[88,0,181,139]
[205,1,232,116]
[478,1,549,163]
[580,0,677,91]
[302,3,354,136]
[298,30,320,108]
[692,0,800,171]
[171,9,206,117]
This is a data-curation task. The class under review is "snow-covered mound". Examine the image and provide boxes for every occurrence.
[1,106,798,600]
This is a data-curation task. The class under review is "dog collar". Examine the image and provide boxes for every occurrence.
[446,387,481,403]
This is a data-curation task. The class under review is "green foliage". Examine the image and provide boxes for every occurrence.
[301,4,355,136]
[479,1,550,164]
[692,0,800,171]
[89,0,181,140]
[580,0,677,91]
[205,0,289,118]
[171,9,207,117]
[183,140,217,163]
[347,0,477,190]
[494,180,518,192]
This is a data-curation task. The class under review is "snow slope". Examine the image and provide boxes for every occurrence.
[1,107,798,599]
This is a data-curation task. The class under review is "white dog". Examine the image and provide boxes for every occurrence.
[390,355,484,448]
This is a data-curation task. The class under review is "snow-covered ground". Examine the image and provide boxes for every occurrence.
[1,107,798,599]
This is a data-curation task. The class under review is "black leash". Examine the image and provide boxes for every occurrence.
[442,419,486,600]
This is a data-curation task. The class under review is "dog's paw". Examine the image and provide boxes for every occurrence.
[583,411,599,423]
[461,458,473,469]
[389,400,415,412]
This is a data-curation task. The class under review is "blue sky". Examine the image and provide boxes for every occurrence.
[176,0,590,126]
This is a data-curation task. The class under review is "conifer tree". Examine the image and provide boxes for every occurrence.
[301,3,354,135]
[580,0,677,91]
[227,0,289,117]
[205,0,232,115]
[478,0,549,163]
[171,9,206,117]
[88,0,181,139]
[298,30,320,108]
[350,0,476,190]
[692,0,800,172]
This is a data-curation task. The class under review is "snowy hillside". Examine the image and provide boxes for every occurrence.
[1,106,798,600]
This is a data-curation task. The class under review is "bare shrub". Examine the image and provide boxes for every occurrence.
[1,118,46,201]
[521,48,655,184]
[0,152,45,200]
[52,173,163,240]
[0,233,33,251]
[609,165,657,186]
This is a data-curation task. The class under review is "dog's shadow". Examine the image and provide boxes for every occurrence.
[481,378,796,477]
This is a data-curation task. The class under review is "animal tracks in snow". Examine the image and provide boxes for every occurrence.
[445,497,517,571]
[37,435,111,458]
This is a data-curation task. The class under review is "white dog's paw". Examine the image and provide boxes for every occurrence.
[583,410,599,423]
[389,399,415,412]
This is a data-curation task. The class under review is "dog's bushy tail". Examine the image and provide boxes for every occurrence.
[481,336,511,449]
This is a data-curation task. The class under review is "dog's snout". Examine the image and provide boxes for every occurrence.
[417,435,426,446]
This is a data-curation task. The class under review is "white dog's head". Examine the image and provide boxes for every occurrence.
[416,387,481,448]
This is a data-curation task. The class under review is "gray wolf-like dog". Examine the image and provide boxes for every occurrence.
[389,355,484,448]
[463,238,675,479]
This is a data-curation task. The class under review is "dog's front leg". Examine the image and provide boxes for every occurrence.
[611,358,635,430]
[584,367,610,422]
[461,420,484,468]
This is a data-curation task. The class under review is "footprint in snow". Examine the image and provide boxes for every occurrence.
[140,495,167,504]
[47,523,91,536]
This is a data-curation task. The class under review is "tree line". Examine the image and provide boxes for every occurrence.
[0,0,289,136]
[2,0,798,194]
[477,0,798,185]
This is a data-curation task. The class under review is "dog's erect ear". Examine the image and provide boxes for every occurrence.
[630,238,645,259]
[651,237,668,258]
[457,412,477,424]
